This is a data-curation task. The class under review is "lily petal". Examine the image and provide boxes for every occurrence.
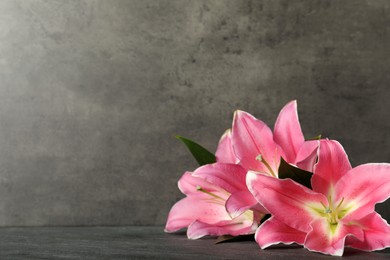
[187,217,257,239]
[215,129,237,164]
[232,110,282,175]
[225,190,264,219]
[193,163,247,193]
[178,172,222,195]
[334,163,390,221]
[273,100,305,163]
[255,217,306,249]
[246,171,327,233]
[295,140,319,172]
[164,193,230,233]
[345,212,390,251]
[304,218,364,256]
[312,140,352,196]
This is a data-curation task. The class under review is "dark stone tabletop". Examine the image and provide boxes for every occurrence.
[0,226,388,259]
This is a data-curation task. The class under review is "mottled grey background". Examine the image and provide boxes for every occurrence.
[0,0,388,226]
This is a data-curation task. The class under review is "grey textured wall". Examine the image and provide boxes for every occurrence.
[0,0,389,226]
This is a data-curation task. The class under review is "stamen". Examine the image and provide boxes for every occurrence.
[320,201,332,213]
[255,154,276,177]
[328,195,333,208]
[336,197,345,209]
[320,195,346,225]
[196,186,225,201]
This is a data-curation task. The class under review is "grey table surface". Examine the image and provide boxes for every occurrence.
[0,226,388,259]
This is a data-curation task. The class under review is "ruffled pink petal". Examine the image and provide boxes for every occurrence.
[187,218,257,239]
[273,100,305,163]
[255,217,306,249]
[335,163,390,221]
[246,171,327,233]
[215,129,238,164]
[304,219,364,256]
[312,140,352,196]
[295,140,319,172]
[225,190,263,219]
[345,212,390,251]
[232,110,283,175]
[193,163,247,193]
[164,193,230,233]
[178,171,222,195]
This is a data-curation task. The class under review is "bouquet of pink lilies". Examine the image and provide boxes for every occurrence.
[165,100,390,256]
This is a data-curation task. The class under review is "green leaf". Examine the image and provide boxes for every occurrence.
[176,135,216,166]
[215,234,255,244]
[278,157,313,189]
[307,134,322,140]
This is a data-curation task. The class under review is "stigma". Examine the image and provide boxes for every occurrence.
[321,196,345,225]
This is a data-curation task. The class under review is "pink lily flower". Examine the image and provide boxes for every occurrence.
[165,131,264,239]
[247,139,390,256]
[220,100,318,219]
[165,100,318,238]
[232,100,318,178]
